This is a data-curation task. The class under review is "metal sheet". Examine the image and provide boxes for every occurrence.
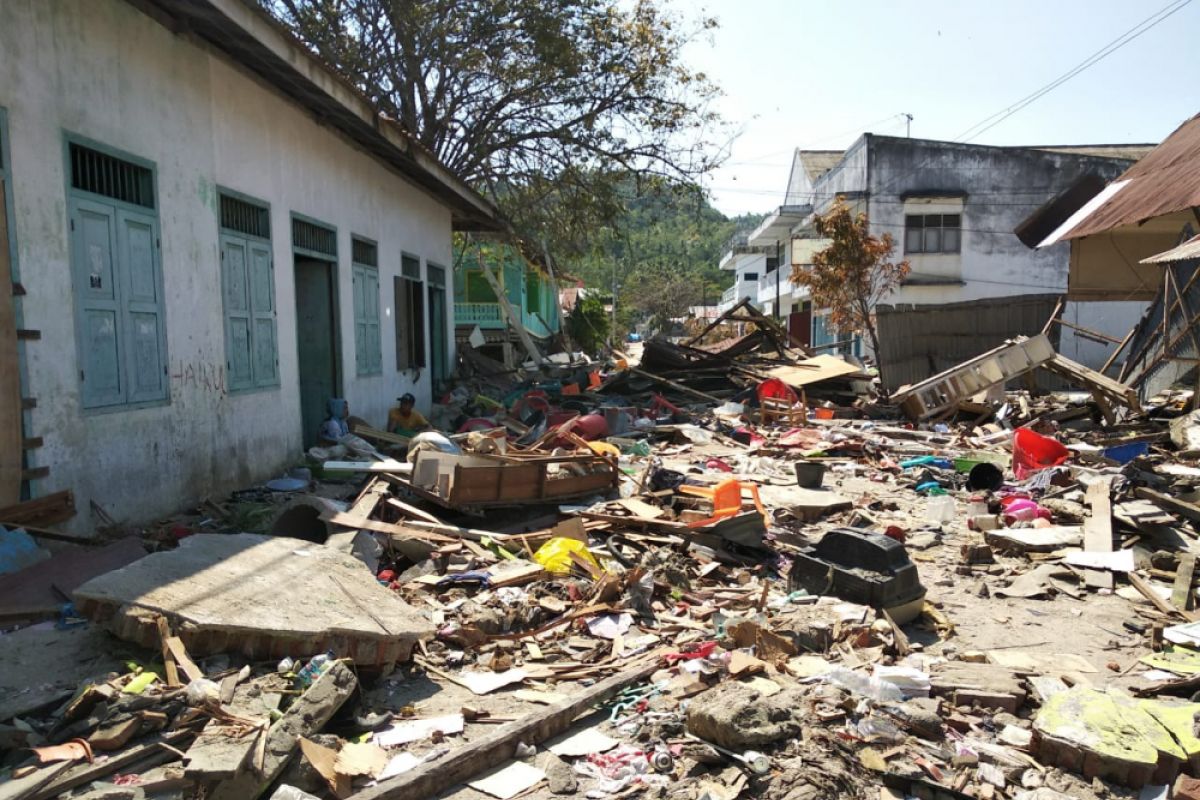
[877,294,1061,391]
[1057,112,1200,240]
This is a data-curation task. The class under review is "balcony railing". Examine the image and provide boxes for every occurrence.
[455,302,504,328]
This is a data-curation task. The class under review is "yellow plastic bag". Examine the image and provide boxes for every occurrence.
[533,536,601,576]
[587,441,621,459]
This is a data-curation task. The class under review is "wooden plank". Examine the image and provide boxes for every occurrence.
[351,423,411,447]
[1173,554,1197,612]
[346,657,662,800]
[155,616,181,687]
[328,513,458,543]
[20,397,35,410]
[21,436,43,450]
[21,466,49,481]
[630,366,723,403]
[1135,487,1200,526]
[15,329,39,340]
[1128,572,1200,622]
[0,182,19,506]
[1082,479,1114,590]
[0,490,75,527]
[27,732,195,800]
[385,496,442,524]
[165,636,205,683]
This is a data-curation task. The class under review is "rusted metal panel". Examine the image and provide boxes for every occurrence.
[1059,112,1200,240]
[877,294,1061,391]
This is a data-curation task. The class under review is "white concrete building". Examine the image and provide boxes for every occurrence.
[0,0,499,527]
[715,237,771,314]
[743,139,1153,384]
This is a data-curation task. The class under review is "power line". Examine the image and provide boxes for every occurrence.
[955,0,1193,142]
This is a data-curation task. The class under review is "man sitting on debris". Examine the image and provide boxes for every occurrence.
[319,397,351,444]
[388,393,432,438]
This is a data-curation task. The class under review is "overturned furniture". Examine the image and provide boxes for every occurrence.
[890,334,1056,420]
[405,449,619,510]
[890,333,1141,422]
[788,528,926,623]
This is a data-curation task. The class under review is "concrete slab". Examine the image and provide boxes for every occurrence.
[73,534,431,667]
[0,624,127,721]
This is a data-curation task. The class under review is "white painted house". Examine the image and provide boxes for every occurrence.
[0,0,500,528]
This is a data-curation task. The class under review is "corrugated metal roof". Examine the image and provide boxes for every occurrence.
[1058,112,1200,240]
[1141,234,1200,264]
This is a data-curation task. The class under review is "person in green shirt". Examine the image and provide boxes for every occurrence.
[387,393,432,437]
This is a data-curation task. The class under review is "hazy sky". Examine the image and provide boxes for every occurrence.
[679,0,1200,217]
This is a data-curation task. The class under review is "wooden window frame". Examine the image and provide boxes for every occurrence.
[63,132,170,413]
[219,188,278,393]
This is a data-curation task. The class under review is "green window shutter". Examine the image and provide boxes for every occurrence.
[248,241,277,387]
[117,209,167,403]
[366,268,381,374]
[353,265,366,375]
[71,199,125,408]
[353,263,381,375]
[221,235,254,390]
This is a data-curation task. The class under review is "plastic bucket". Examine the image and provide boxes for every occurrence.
[1012,428,1071,480]
[794,461,826,488]
[966,462,1004,491]
[814,408,835,420]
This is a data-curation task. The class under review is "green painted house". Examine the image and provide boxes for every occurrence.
[454,246,561,362]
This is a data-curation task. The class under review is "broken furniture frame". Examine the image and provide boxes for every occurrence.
[890,334,1141,423]
[404,449,619,511]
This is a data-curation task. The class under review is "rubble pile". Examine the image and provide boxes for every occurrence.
[13,332,1200,799]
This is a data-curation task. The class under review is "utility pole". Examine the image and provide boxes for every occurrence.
[904,113,913,138]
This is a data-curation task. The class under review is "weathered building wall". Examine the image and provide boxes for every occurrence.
[0,0,455,529]
[807,136,1141,370]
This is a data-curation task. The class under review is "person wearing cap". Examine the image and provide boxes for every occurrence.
[387,393,431,437]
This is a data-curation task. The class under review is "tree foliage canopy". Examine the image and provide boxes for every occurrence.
[562,180,760,334]
[265,0,724,256]
[792,197,910,366]
[564,292,610,356]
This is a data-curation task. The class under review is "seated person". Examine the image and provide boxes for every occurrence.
[387,393,431,437]
[319,398,351,444]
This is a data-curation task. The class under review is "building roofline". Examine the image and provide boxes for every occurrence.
[127,0,503,231]
[863,133,1150,163]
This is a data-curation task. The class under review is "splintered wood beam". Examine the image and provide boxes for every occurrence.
[346,657,662,800]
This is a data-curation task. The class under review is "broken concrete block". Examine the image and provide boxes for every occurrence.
[209,661,357,800]
[685,682,805,750]
[74,534,431,667]
[1031,686,1200,788]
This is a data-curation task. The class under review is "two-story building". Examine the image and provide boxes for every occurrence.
[454,245,561,366]
[0,0,500,526]
[743,137,1151,386]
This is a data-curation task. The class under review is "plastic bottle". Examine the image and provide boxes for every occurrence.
[824,667,905,703]
[295,651,335,688]
[925,495,956,524]
[856,715,905,744]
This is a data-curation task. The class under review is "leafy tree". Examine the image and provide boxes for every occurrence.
[564,291,610,355]
[793,197,910,381]
[562,179,758,333]
[264,0,724,258]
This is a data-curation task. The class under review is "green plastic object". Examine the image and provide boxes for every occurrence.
[122,671,159,695]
